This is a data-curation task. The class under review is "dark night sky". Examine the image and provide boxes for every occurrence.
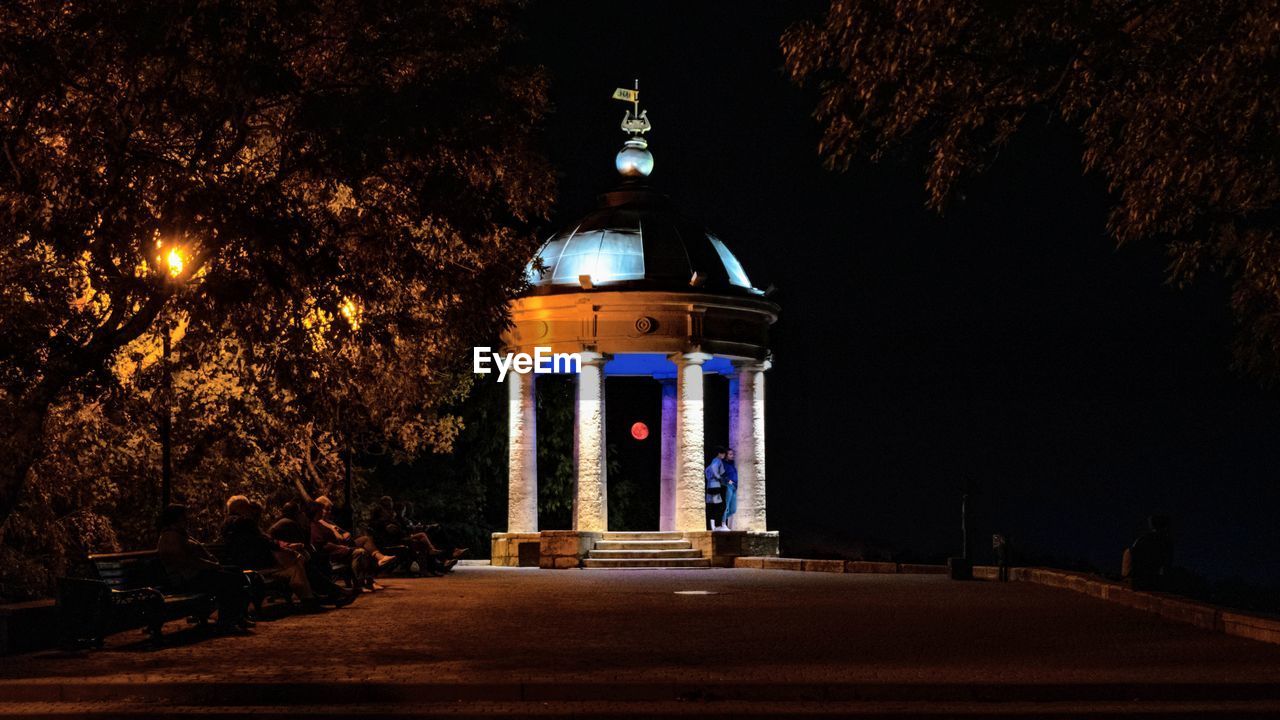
[522,1,1280,583]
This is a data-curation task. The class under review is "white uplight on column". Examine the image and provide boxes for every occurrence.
[574,351,609,532]
[507,370,538,532]
[672,352,712,532]
[733,359,770,532]
[658,377,678,532]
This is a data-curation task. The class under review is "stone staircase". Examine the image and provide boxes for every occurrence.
[583,532,710,569]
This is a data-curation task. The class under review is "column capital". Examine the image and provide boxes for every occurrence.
[668,351,713,366]
[578,351,610,367]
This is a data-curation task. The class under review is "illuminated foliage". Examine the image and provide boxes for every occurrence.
[0,0,553,553]
[784,1,1280,379]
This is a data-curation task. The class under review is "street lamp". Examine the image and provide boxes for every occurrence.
[165,248,184,278]
[156,242,187,509]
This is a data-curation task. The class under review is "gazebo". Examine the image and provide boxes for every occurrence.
[491,106,780,568]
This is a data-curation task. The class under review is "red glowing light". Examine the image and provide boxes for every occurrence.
[630,422,649,441]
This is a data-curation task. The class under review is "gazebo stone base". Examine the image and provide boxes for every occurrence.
[490,532,542,567]
[684,531,780,567]
[491,530,779,569]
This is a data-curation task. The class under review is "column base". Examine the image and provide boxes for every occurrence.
[683,531,779,567]
[490,532,542,567]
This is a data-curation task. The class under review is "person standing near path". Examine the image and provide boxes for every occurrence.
[721,448,738,530]
[705,447,727,531]
[1126,514,1174,591]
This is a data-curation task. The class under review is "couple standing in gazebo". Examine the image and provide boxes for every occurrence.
[705,447,738,531]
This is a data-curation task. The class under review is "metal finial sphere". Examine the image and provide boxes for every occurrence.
[616,137,653,178]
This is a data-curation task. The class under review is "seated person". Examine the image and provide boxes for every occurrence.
[367,495,403,550]
[270,499,355,605]
[369,496,461,575]
[400,500,468,560]
[268,500,309,546]
[220,496,316,606]
[306,500,368,586]
[156,504,251,632]
[314,496,396,580]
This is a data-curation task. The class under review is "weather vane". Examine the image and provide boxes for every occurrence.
[613,79,651,135]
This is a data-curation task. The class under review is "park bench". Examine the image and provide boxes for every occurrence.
[56,550,217,648]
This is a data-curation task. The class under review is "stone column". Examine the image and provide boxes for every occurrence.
[726,370,741,529]
[733,360,769,532]
[573,352,608,532]
[658,377,678,532]
[672,352,712,532]
[727,373,741,459]
[506,370,537,532]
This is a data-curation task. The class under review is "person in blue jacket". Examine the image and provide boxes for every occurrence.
[721,448,738,530]
[704,447,727,531]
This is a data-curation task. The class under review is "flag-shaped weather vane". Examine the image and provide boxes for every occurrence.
[613,79,651,135]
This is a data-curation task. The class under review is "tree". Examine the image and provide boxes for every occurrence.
[0,0,554,527]
[783,1,1280,379]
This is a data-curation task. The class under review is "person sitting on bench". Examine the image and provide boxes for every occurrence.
[220,496,318,608]
[400,500,468,570]
[305,499,367,587]
[369,496,461,575]
[155,504,252,633]
[269,500,356,606]
[313,496,396,588]
[367,495,403,550]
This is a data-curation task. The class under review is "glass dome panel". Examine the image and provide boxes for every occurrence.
[549,229,645,284]
[527,236,564,283]
[709,235,752,288]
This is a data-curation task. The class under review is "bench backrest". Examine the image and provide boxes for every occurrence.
[88,550,173,591]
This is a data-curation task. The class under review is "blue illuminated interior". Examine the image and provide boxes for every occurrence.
[601,353,736,376]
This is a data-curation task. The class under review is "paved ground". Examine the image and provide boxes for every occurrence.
[4,566,1280,716]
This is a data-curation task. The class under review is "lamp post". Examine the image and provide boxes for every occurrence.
[338,297,360,528]
[160,315,173,507]
[158,246,185,509]
[342,434,354,529]
[949,480,978,580]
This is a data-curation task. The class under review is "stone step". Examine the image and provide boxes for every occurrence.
[583,557,712,569]
[594,540,692,551]
[602,531,685,540]
[587,549,703,559]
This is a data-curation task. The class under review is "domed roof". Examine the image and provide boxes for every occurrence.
[526,181,763,297]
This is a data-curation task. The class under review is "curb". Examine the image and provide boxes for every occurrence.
[732,557,1280,646]
[733,557,948,575]
[5,679,1280,704]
